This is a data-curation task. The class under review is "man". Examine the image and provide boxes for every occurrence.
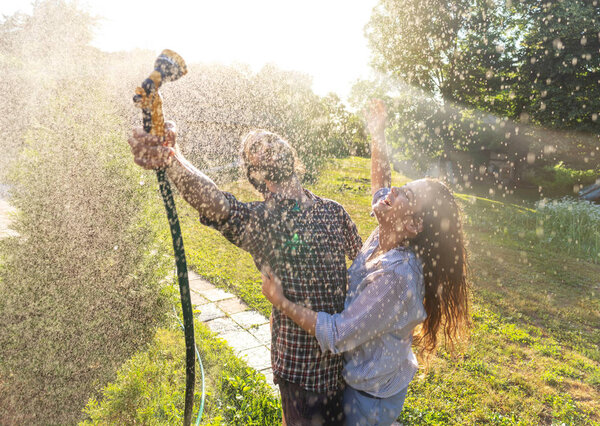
[129,123,361,425]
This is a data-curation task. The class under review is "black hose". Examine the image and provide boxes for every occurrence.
[156,168,196,425]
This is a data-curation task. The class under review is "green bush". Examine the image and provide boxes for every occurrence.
[0,81,170,424]
[529,162,599,195]
[81,327,199,425]
[220,369,281,425]
[81,321,281,425]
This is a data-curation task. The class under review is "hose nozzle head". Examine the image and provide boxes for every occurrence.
[154,49,187,83]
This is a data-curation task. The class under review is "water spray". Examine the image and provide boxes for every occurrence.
[133,49,197,425]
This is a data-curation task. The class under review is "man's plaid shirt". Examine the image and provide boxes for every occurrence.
[200,189,362,393]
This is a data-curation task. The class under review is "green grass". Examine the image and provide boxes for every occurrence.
[103,156,599,424]
[81,315,281,425]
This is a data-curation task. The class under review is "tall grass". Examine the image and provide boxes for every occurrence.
[536,198,600,262]
[458,193,599,263]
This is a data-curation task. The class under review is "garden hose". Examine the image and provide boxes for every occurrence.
[173,307,205,425]
[133,49,197,426]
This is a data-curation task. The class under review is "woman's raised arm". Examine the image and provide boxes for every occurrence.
[366,99,391,195]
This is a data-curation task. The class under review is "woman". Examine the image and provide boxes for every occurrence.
[262,100,470,425]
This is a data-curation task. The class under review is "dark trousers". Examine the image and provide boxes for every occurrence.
[278,378,345,426]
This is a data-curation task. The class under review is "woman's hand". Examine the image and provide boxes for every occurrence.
[261,268,286,309]
[262,267,318,336]
[365,99,387,136]
[128,121,178,170]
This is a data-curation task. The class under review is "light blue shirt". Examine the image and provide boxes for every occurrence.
[315,188,426,398]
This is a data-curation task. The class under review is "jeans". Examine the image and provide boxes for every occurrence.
[343,385,408,426]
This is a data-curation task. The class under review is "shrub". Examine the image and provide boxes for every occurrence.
[0,81,170,424]
[529,162,599,195]
[220,369,281,425]
[81,327,198,425]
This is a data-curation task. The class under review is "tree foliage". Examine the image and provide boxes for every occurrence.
[363,0,600,168]
[366,0,515,104]
[163,63,368,187]
[513,0,600,132]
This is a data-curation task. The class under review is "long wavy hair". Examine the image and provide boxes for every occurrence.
[409,179,470,354]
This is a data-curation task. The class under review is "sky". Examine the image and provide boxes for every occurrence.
[2,0,379,99]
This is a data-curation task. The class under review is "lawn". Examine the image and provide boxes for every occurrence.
[82,321,282,425]
[120,156,599,424]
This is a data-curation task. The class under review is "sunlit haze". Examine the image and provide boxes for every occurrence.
[2,0,378,98]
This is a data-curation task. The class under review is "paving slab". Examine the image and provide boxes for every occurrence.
[239,345,271,371]
[220,330,263,354]
[248,323,271,347]
[230,311,269,329]
[217,298,249,314]
[188,273,216,291]
[187,268,276,390]
[196,302,226,322]
[199,287,236,302]
[190,291,210,306]
[206,317,243,334]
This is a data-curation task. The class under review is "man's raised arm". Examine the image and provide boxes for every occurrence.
[128,124,230,223]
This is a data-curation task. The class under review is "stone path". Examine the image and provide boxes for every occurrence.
[187,271,275,388]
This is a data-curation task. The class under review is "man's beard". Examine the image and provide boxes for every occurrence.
[246,164,294,196]
[246,166,269,195]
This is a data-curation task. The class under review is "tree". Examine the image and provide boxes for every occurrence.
[319,94,369,157]
[0,0,96,74]
[364,0,600,170]
[349,78,451,168]
[366,0,515,104]
[365,0,520,170]
[0,0,99,178]
[513,0,600,133]
[450,0,518,114]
